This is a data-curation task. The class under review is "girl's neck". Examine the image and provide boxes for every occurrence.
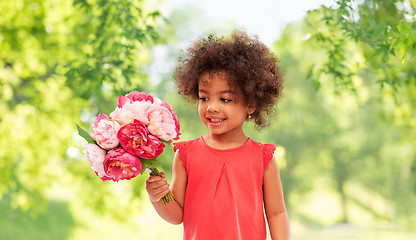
[202,131,249,150]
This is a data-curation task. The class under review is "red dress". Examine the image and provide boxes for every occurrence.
[173,137,276,240]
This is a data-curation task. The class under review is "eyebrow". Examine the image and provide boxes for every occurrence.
[198,89,236,94]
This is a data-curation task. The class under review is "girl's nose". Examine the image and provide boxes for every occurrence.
[207,102,219,112]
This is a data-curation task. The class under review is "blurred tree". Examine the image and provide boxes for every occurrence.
[307,0,415,139]
[267,2,416,228]
[0,0,163,222]
[306,0,416,226]
[308,0,415,91]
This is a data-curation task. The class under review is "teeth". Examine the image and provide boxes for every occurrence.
[210,118,224,123]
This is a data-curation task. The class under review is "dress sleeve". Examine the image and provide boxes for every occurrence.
[263,144,276,169]
[173,141,187,167]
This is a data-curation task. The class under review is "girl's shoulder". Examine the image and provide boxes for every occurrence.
[250,139,277,169]
[249,138,277,151]
[173,137,201,150]
[173,137,202,167]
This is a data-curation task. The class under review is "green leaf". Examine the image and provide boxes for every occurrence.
[161,139,172,146]
[140,158,161,171]
[76,124,96,144]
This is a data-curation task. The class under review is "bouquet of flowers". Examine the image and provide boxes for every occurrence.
[76,91,180,205]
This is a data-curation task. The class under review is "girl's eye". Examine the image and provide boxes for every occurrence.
[199,97,208,101]
[221,98,232,103]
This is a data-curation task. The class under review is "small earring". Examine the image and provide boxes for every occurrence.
[248,113,252,119]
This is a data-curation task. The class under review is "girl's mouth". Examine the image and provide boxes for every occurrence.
[208,117,226,125]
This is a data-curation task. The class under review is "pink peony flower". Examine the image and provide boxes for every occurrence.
[151,96,163,105]
[117,91,154,108]
[83,144,111,181]
[161,101,181,141]
[146,103,180,141]
[110,101,153,126]
[92,113,110,129]
[117,120,165,159]
[91,114,121,150]
[103,147,142,182]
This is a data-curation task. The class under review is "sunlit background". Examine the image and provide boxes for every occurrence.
[1,0,415,239]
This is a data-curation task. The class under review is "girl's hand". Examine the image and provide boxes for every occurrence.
[145,172,171,203]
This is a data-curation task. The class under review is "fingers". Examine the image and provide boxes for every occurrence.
[150,186,171,202]
[146,172,166,182]
[146,177,167,189]
[146,175,170,203]
[146,175,164,183]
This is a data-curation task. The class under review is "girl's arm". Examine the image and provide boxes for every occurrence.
[263,157,290,239]
[145,151,187,225]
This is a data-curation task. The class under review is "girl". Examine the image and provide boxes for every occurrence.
[146,30,290,240]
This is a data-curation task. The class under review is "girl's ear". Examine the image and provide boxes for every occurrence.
[246,106,255,120]
[247,105,256,115]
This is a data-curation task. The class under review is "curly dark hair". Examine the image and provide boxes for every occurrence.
[173,30,283,129]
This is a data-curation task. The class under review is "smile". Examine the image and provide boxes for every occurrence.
[208,118,226,123]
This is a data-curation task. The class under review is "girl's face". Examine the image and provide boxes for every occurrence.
[198,71,253,137]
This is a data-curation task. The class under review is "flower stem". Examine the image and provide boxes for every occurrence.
[147,168,174,205]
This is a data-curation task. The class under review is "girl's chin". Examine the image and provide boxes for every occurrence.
[204,122,223,132]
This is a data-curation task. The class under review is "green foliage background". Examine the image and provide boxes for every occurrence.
[0,0,415,239]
